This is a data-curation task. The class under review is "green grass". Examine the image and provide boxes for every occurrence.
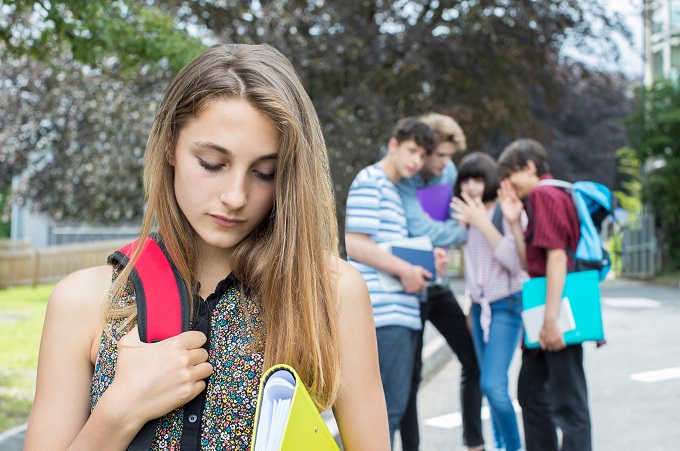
[0,284,53,432]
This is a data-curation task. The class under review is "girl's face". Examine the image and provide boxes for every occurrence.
[173,99,279,257]
[460,177,486,203]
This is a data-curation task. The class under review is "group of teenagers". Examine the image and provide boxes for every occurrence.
[345,113,592,451]
[24,43,591,451]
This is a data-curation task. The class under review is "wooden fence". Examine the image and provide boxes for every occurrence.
[0,239,130,289]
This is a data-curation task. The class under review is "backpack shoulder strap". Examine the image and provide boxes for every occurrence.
[491,203,504,234]
[108,235,192,451]
[536,178,574,192]
[107,234,191,343]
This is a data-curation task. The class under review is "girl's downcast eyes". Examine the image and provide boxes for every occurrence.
[197,157,276,181]
[198,158,223,172]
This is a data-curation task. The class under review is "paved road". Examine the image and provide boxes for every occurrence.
[395,277,680,450]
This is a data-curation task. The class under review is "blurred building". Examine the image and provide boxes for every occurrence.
[646,0,680,84]
[10,177,139,248]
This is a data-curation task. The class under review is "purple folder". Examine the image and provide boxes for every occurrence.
[416,182,453,222]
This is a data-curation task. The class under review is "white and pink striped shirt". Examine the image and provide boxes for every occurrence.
[463,205,528,342]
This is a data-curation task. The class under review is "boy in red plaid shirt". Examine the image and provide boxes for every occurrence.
[497,138,591,451]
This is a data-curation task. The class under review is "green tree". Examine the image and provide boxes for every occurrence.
[623,81,680,269]
[0,184,10,237]
[614,146,642,215]
[1,0,635,237]
[156,0,632,239]
[0,52,165,223]
[0,1,205,224]
[1,0,203,74]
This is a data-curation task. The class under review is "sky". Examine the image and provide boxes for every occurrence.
[607,0,645,78]
[565,0,645,79]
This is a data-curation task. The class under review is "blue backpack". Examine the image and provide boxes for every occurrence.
[538,179,613,281]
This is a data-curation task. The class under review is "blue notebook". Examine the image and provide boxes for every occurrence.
[521,270,604,349]
[390,246,436,280]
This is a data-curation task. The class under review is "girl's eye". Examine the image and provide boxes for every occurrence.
[198,159,223,172]
[255,171,276,181]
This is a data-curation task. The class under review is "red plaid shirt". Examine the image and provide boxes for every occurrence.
[524,175,580,278]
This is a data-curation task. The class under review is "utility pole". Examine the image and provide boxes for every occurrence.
[644,0,653,87]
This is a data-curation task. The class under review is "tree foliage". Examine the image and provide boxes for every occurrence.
[0,51,169,222]
[1,0,204,75]
[614,146,642,215]
[623,81,680,269]
[156,0,632,236]
[1,0,635,243]
[0,1,204,223]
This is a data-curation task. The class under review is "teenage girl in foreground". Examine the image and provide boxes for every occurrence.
[24,43,390,450]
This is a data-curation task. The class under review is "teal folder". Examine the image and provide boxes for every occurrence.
[522,270,605,349]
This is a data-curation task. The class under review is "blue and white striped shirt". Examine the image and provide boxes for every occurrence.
[345,164,422,330]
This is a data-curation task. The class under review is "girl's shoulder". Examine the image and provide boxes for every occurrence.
[48,265,114,342]
[335,257,370,307]
[51,265,114,306]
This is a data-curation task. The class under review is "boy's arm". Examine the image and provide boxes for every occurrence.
[345,232,429,294]
[539,248,568,351]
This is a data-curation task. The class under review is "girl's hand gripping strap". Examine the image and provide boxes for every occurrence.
[107,235,190,342]
[108,236,192,450]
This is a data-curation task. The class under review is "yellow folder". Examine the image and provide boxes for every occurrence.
[250,364,340,451]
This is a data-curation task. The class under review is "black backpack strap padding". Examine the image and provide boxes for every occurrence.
[107,235,190,343]
[491,203,504,234]
[107,234,192,450]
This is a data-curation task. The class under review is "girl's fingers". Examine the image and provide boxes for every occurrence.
[187,347,210,366]
[174,330,208,349]
[192,362,214,381]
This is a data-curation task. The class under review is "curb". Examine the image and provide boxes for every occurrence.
[0,423,27,450]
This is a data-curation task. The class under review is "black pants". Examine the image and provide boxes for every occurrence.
[399,284,484,449]
[518,345,592,451]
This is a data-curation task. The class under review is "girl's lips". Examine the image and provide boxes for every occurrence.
[210,214,244,228]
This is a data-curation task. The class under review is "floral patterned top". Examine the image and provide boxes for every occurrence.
[90,271,266,450]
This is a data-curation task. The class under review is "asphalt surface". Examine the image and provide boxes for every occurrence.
[394,277,680,450]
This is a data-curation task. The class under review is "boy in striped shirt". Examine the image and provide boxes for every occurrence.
[345,117,447,445]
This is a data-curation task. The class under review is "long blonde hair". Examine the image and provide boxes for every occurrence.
[110,44,341,410]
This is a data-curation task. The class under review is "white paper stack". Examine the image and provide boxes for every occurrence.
[253,371,296,451]
[521,297,576,344]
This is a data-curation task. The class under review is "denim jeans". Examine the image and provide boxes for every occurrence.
[470,292,524,451]
[375,325,420,448]
[400,284,483,450]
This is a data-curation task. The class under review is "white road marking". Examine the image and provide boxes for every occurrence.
[601,297,662,309]
[423,400,521,430]
[630,367,680,382]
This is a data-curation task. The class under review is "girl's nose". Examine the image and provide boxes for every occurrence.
[219,172,248,209]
